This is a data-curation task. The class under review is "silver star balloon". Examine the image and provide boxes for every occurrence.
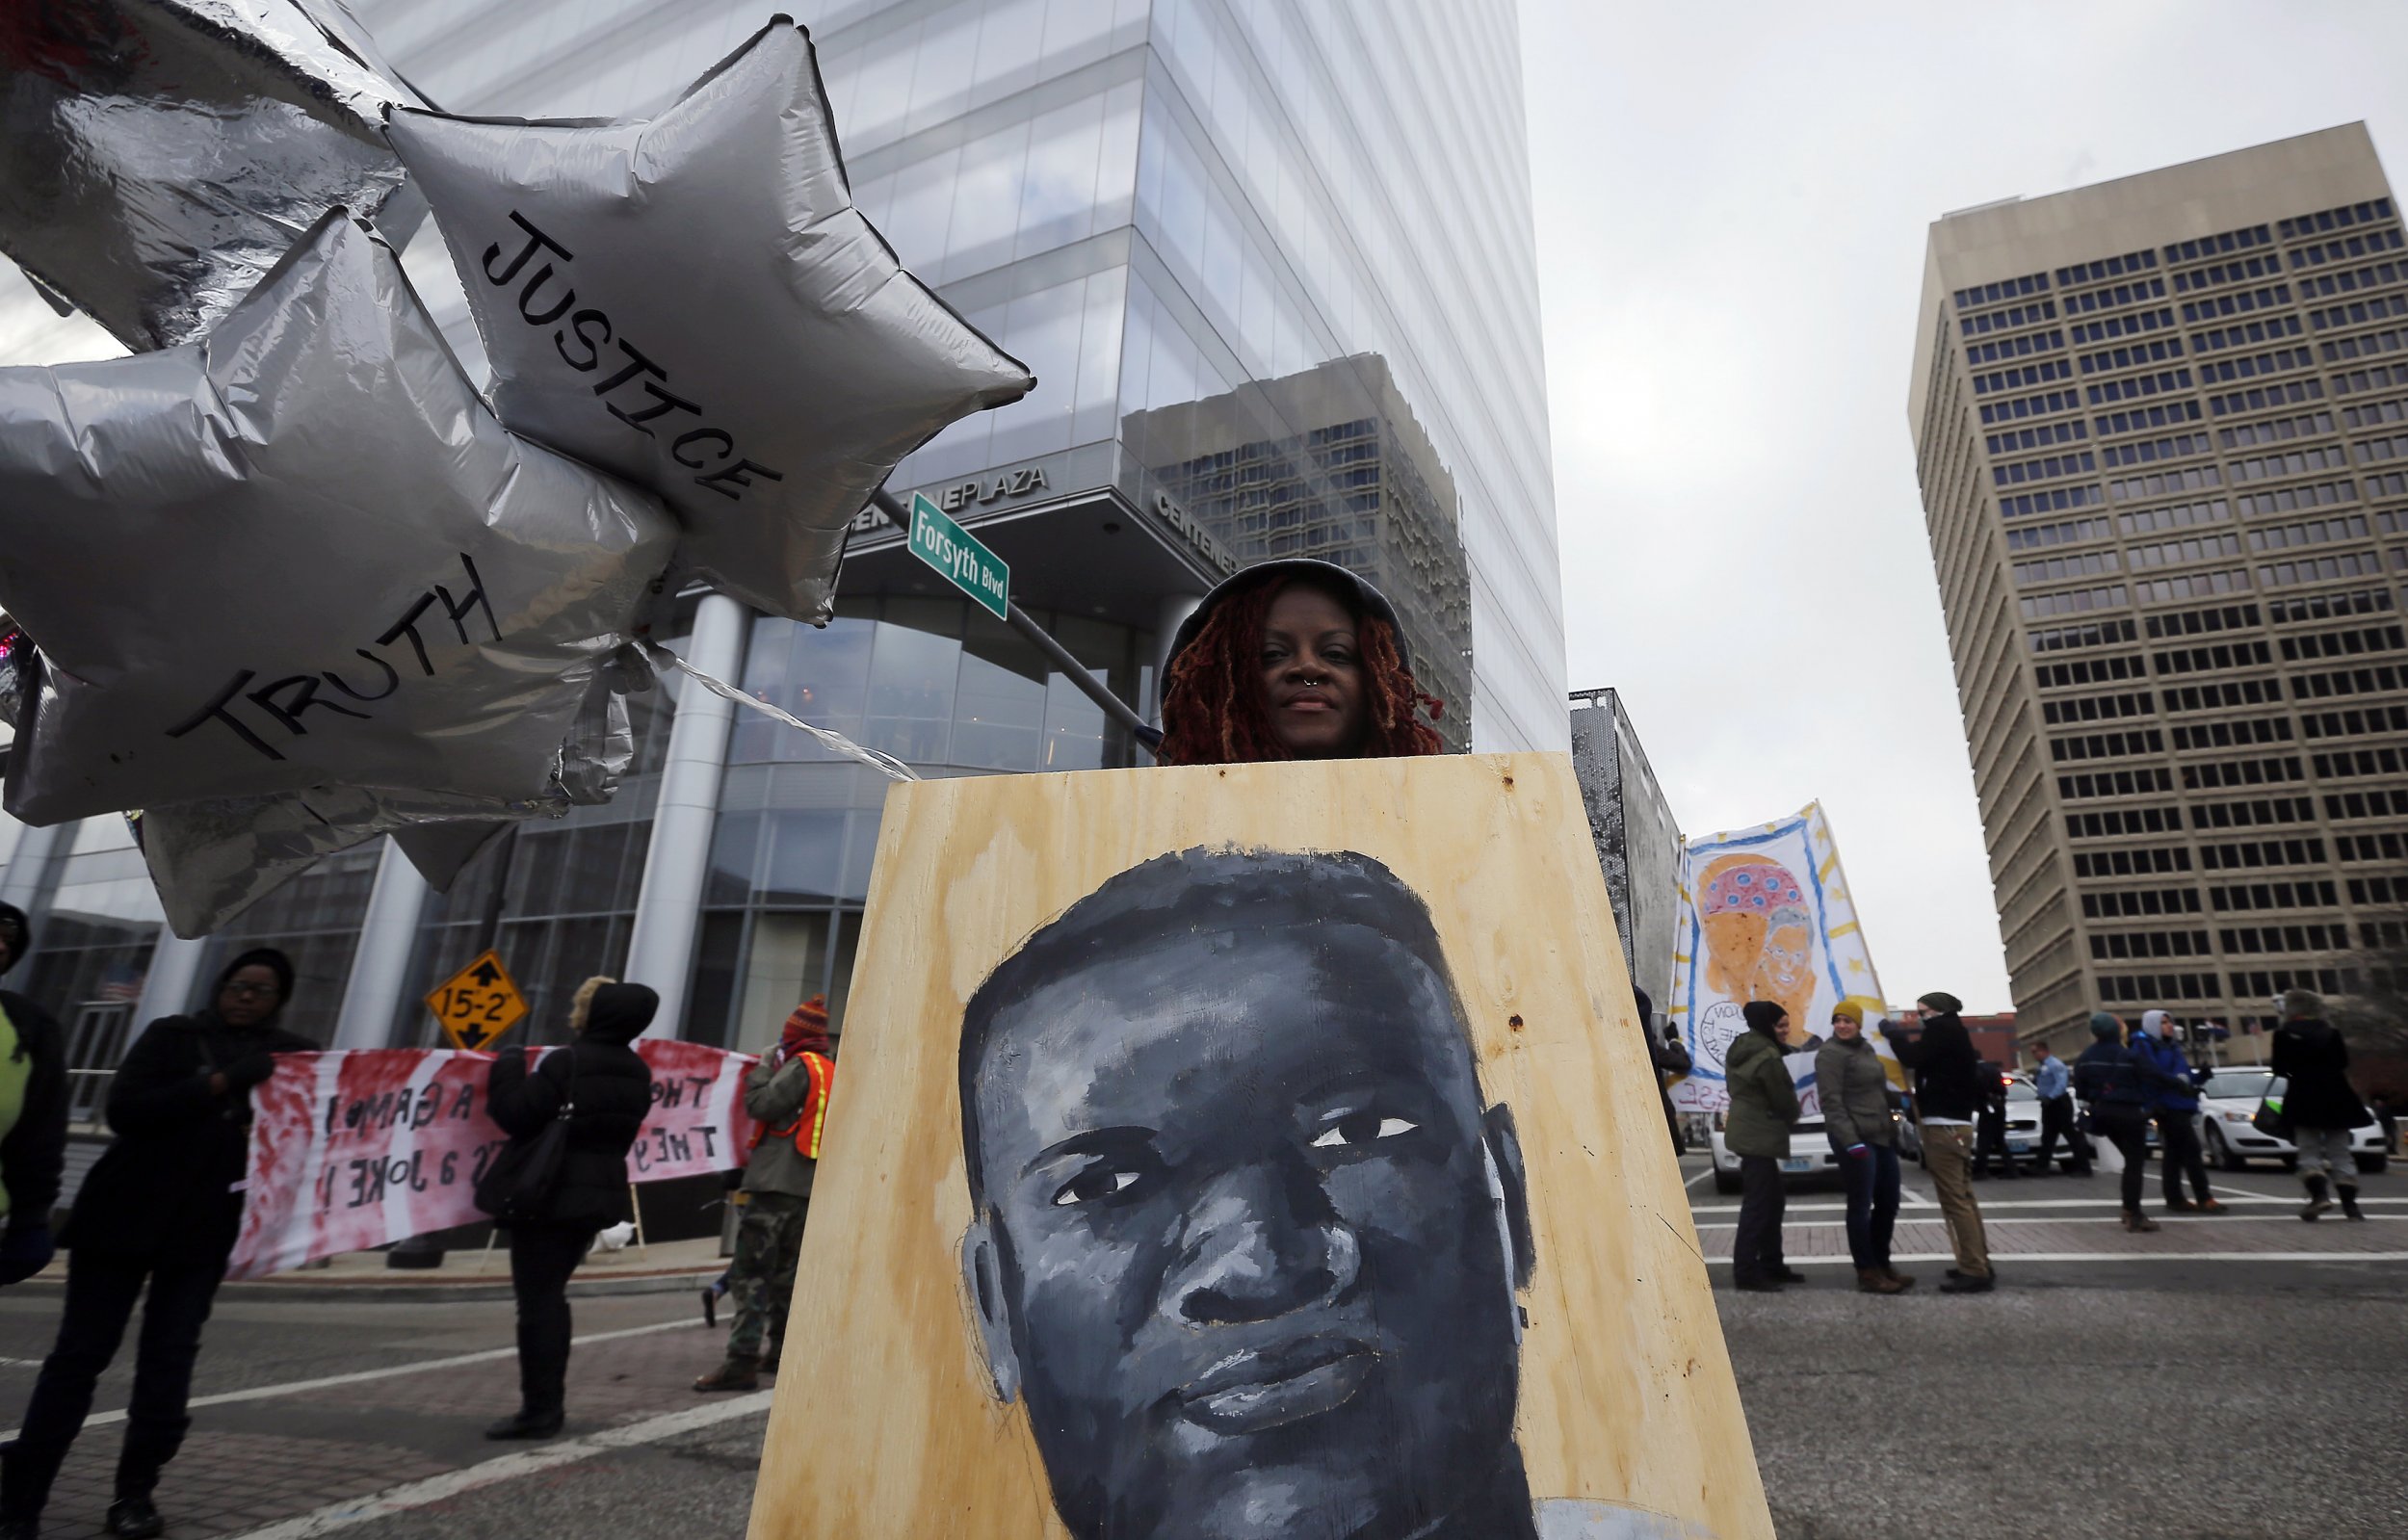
[385,14,1035,625]
[134,664,643,935]
[0,0,431,350]
[0,209,679,827]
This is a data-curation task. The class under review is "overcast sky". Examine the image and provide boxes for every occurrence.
[1520,0,2408,1010]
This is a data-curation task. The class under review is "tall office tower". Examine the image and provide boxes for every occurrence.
[1128,353,1475,748]
[0,1,1561,1067]
[1910,123,2408,1057]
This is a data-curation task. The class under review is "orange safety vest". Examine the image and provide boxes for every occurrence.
[750,1049,835,1160]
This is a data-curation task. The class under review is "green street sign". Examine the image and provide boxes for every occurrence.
[906,491,1010,619]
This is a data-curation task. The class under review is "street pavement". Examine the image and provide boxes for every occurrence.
[0,1155,2394,1539]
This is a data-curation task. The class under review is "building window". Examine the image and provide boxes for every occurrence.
[2221,408,2337,447]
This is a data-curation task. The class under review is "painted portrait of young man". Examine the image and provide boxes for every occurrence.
[954,847,1712,1540]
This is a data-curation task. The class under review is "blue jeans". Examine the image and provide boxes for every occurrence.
[1839,1143,1901,1270]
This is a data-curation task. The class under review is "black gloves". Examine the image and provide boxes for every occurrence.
[0,1221,55,1285]
[222,1053,279,1091]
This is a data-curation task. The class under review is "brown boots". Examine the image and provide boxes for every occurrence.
[1856,1267,1911,1294]
[2121,1211,2161,1233]
[693,1356,760,1393]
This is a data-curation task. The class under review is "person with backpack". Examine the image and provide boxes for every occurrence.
[695,996,836,1392]
[481,978,655,1441]
[2270,989,2371,1222]
[2074,1013,2159,1232]
[2132,1010,2223,1215]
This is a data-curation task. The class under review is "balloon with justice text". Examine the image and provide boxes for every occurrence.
[384,14,1034,625]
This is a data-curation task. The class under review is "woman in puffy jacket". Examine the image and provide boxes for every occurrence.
[482,979,655,1440]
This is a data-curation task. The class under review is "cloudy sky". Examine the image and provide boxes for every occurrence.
[1521,0,2408,1009]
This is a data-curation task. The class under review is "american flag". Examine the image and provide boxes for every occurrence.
[96,961,144,1003]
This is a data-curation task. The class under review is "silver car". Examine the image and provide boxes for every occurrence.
[2194,1066,2390,1173]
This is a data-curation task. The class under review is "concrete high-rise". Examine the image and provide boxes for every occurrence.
[0,3,1561,1086]
[1910,123,2408,1057]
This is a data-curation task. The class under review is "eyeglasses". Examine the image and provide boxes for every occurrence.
[222,981,279,999]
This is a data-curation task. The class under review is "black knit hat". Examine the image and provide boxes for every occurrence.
[217,948,296,1016]
[1165,560,1413,678]
[1916,991,1964,1016]
[1741,1001,1788,1035]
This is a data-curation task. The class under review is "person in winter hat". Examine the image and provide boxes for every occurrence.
[0,904,68,1290]
[1724,1001,1802,1292]
[2131,1010,2222,1215]
[3,948,313,1540]
[1887,991,1993,1292]
[2270,989,2370,1221]
[695,996,837,1393]
[1154,561,1444,765]
[482,979,656,1441]
[2075,1013,2159,1231]
[1817,1003,1911,1293]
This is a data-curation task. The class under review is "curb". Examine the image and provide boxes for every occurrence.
[9,1268,721,1306]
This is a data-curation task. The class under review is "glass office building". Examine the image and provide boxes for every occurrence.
[0,0,1560,1067]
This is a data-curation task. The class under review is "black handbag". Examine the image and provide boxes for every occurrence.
[475,1048,577,1225]
[2251,1090,2293,1143]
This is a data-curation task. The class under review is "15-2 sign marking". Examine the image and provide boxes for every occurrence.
[423,949,529,1051]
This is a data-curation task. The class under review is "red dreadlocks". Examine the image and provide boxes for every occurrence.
[1156,573,1444,766]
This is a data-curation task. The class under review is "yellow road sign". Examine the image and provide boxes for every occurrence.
[424,949,528,1051]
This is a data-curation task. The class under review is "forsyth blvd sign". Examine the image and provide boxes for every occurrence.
[906,491,1010,619]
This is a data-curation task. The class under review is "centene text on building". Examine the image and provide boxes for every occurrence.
[906,491,1011,619]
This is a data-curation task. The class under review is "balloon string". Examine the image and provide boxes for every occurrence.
[641,642,919,784]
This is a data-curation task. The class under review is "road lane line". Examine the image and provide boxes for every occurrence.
[1706,1251,2408,1265]
[1690,1214,2399,1230]
[0,1318,699,1442]
[1688,1194,2408,1214]
[222,1391,776,1540]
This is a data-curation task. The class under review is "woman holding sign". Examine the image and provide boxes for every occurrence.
[1155,560,1444,766]
[1,948,311,1540]
[480,978,656,1441]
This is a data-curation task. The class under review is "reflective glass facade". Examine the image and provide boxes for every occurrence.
[0,0,1559,1058]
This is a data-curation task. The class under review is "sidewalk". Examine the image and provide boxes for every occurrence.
[12,1236,727,1302]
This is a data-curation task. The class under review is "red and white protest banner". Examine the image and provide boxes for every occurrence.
[227,1039,759,1280]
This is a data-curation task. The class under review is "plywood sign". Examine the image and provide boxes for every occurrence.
[748,753,1772,1540]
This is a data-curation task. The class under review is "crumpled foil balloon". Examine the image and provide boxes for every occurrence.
[385,14,1034,625]
[0,0,431,350]
[0,209,678,826]
[134,665,642,935]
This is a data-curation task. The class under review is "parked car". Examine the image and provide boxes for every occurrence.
[1709,1109,1845,1193]
[2193,1066,2390,1173]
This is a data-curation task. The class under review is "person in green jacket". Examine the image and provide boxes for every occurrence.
[1726,1001,1802,1292]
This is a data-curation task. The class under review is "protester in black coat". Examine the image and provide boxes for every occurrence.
[1887,992,1993,1292]
[482,979,656,1441]
[2270,988,2370,1221]
[0,903,69,1287]
[1635,986,1690,1155]
[2074,1013,2160,1230]
[2,947,312,1540]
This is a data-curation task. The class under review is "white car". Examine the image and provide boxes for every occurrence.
[2193,1066,2390,1174]
[1709,1111,1845,1193]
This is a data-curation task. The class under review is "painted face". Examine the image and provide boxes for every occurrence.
[217,964,281,1027]
[1258,583,1370,759]
[965,925,1527,1540]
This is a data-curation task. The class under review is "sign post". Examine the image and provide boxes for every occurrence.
[904,490,1009,619]
[423,948,529,1052]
